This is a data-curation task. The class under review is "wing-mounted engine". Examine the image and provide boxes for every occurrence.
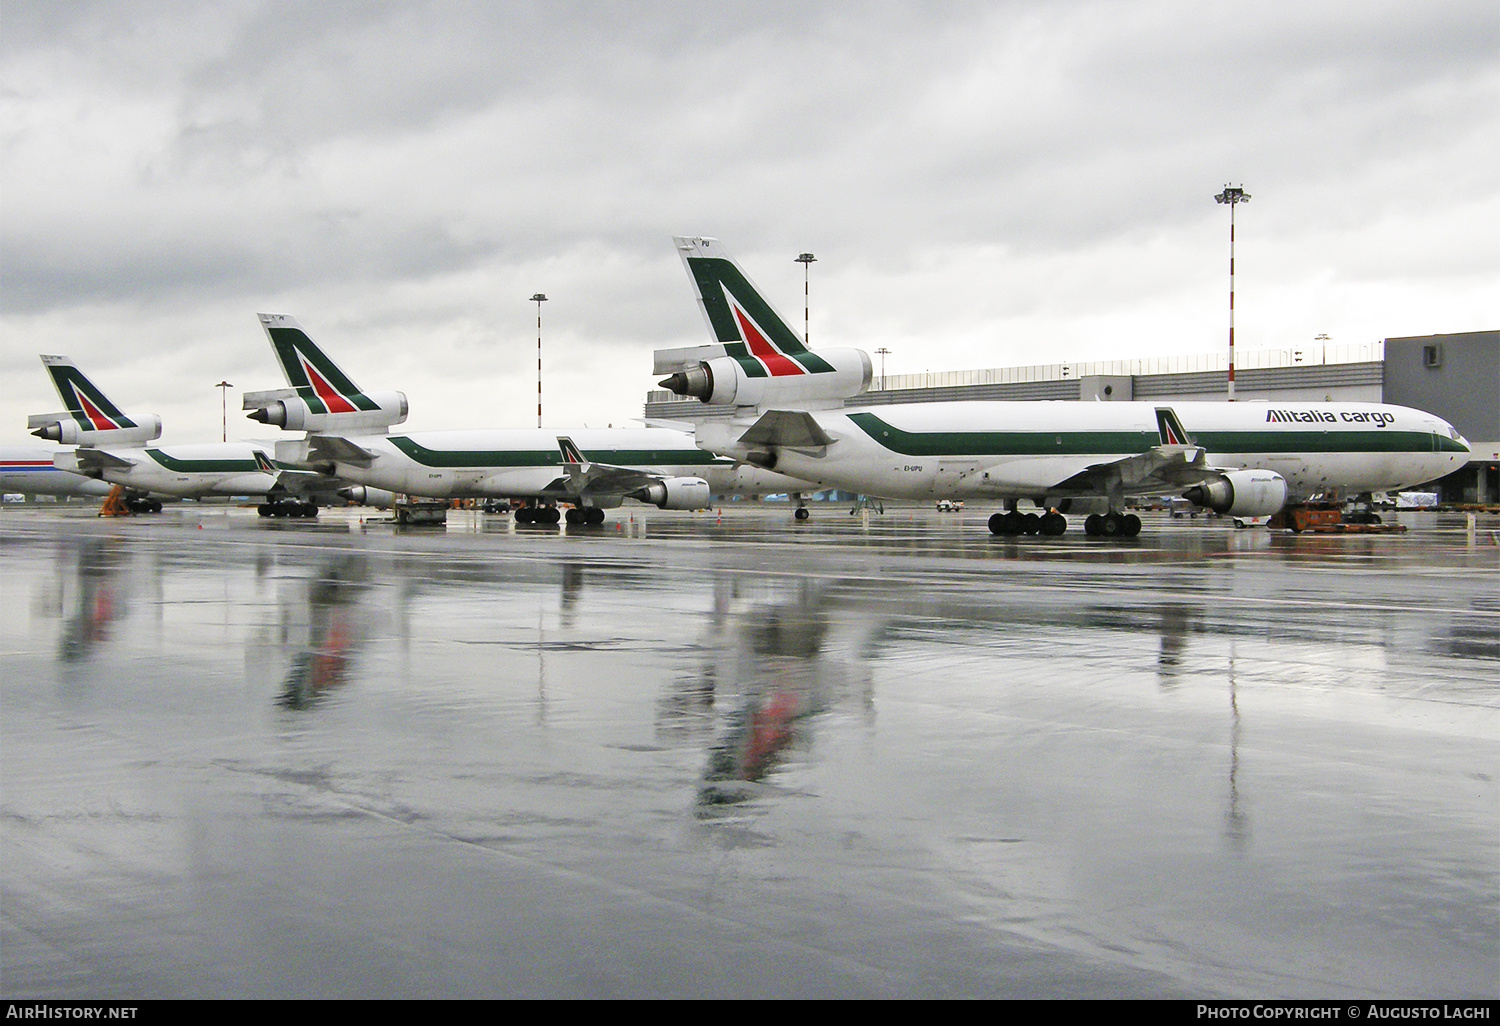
[337,485,397,509]
[28,412,162,446]
[1182,469,1288,517]
[630,477,711,510]
[244,389,408,433]
[656,345,872,409]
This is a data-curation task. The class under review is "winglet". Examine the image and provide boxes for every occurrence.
[557,436,587,466]
[1155,408,1194,447]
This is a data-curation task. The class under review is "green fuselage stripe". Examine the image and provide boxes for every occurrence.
[145,451,260,473]
[1191,430,1460,454]
[388,437,724,469]
[848,414,1156,456]
[848,414,1458,458]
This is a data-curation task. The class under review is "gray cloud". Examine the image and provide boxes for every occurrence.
[3,0,1496,440]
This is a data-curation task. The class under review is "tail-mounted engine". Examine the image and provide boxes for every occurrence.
[244,389,408,433]
[630,477,711,510]
[656,346,872,408]
[28,412,162,446]
[1182,469,1288,517]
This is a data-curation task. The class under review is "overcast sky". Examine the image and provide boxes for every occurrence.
[3,0,1496,443]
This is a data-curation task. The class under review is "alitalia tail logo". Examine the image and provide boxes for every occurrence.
[723,289,805,377]
[262,321,377,415]
[295,354,358,414]
[42,359,136,431]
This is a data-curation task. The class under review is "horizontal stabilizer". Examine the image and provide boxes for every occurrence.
[653,345,728,375]
[738,410,836,450]
[62,448,136,471]
[307,435,378,467]
[243,388,298,410]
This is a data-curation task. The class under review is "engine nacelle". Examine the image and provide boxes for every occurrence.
[337,485,396,509]
[248,390,408,432]
[29,413,162,446]
[1182,470,1288,517]
[630,476,711,510]
[659,348,872,407]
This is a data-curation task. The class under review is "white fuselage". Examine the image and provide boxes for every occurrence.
[285,427,808,501]
[58,442,282,499]
[0,445,112,498]
[694,400,1470,502]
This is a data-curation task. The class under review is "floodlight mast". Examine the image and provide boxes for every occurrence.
[795,252,816,345]
[531,293,548,428]
[1215,185,1250,401]
[216,380,233,442]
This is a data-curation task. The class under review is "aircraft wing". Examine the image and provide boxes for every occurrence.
[544,436,713,500]
[1045,444,1223,497]
[305,435,378,468]
[251,450,344,498]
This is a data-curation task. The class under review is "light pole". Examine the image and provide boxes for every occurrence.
[875,347,891,390]
[1214,184,1250,401]
[530,293,547,428]
[215,380,232,442]
[794,252,816,345]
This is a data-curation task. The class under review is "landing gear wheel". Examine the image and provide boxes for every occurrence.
[543,507,561,525]
[1099,513,1122,538]
[588,507,605,525]
[988,512,1007,535]
[565,508,584,525]
[794,507,809,521]
[258,504,274,517]
[1122,513,1142,537]
[1040,512,1068,536]
[1084,513,1103,537]
[1021,512,1041,535]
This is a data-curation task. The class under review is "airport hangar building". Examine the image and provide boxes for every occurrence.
[645,330,1498,504]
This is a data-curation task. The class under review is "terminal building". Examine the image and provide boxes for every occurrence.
[645,330,1498,503]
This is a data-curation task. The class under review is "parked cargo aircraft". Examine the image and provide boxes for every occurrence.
[27,356,333,515]
[247,314,809,523]
[658,237,1471,536]
[0,445,112,499]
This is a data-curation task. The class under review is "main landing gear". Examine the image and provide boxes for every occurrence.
[987,510,1067,536]
[515,504,561,525]
[985,509,1143,538]
[564,506,606,526]
[1083,512,1142,538]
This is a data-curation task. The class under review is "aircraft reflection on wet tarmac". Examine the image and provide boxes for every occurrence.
[1,507,1495,998]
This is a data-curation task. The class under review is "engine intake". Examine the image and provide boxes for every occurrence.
[1183,470,1288,517]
